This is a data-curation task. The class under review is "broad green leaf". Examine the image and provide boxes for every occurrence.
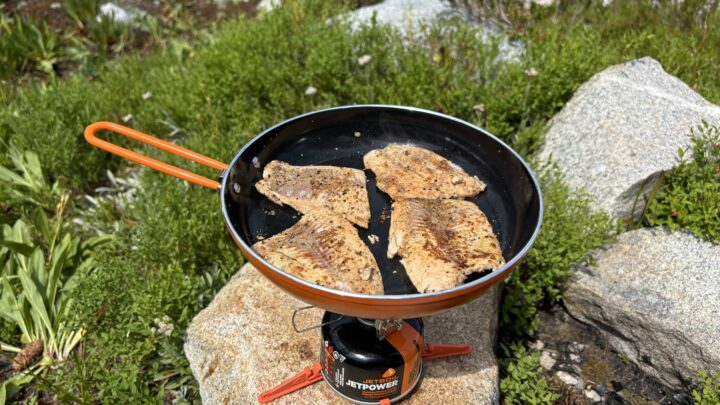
[48,234,73,310]
[30,246,48,292]
[24,151,44,183]
[2,370,35,401]
[82,234,114,250]
[10,220,30,244]
[0,278,25,334]
[0,341,21,353]
[60,328,84,360]
[18,296,35,341]
[32,208,51,242]
[0,240,35,257]
[16,253,54,342]
[0,165,28,187]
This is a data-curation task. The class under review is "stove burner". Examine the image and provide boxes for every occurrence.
[258,312,472,404]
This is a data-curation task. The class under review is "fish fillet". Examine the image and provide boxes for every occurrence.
[252,209,384,295]
[388,199,504,293]
[255,161,371,228]
[364,144,485,200]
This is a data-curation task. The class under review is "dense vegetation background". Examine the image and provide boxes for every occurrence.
[1,0,718,403]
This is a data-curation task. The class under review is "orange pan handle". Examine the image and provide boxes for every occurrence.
[84,122,228,190]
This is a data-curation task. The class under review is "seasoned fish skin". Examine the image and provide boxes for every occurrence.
[255,161,371,228]
[252,209,384,295]
[364,144,486,200]
[388,199,504,293]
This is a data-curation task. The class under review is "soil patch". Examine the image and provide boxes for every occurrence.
[535,305,691,404]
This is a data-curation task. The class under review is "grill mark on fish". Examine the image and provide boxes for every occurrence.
[252,209,384,295]
[256,161,371,228]
[404,199,468,268]
[280,222,345,275]
[364,144,486,200]
[388,199,504,293]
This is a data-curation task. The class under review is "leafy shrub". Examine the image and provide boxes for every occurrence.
[46,251,235,403]
[129,171,241,271]
[61,0,99,30]
[499,342,558,404]
[533,0,720,104]
[0,195,111,402]
[0,12,61,77]
[0,142,62,212]
[500,163,613,337]
[4,0,717,192]
[0,0,210,82]
[693,370,720,405]
[0,199,85,362]
[643,123,720,241]
[1,0,719,402]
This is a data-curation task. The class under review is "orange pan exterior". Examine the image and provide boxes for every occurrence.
[235,231,525,319]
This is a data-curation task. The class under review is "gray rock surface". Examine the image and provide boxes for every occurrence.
[256,0,281,12]
[564,227,720,389]
[540,351,556,370]
[96,3,145,24]
[346,0,524,62]
[525,0,555,7]
[537,57,720,220]
[348,0,459,35]
[185,263,500,404]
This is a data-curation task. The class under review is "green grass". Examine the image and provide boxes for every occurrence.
[1,0,719,402]
[49,252,234,403]
[642,123,720,241]
[0,12,62,77]
[0,0,205,83]
[500,163,613,337]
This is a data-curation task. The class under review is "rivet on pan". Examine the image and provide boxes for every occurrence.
[252,156,261,169]
[232,183,241,193]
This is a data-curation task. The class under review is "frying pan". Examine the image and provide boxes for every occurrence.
[84,105,542,320]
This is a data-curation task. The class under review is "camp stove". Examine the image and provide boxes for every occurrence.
[258,310,471,404]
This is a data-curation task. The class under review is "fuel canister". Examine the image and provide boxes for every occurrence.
[319,312,424,404]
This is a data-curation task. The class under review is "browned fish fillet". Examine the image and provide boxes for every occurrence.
[252,209,384,295]
[255,161,371,228]
[388,199,504,293]
[364,144,485,200]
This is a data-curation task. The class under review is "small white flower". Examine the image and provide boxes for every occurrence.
[122,114,133,122]
[142,92,152,100]
[304,86,317,96]
[357,54,372,66]
[153,316,174,337]
[473,104,485,113]
[525,67,538,77]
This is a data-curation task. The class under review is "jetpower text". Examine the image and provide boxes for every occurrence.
[346,379,399,391]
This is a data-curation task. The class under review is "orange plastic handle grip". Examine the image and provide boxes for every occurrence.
[84,122,228,190]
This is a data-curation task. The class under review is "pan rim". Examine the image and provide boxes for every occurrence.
[220,104,544,302]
